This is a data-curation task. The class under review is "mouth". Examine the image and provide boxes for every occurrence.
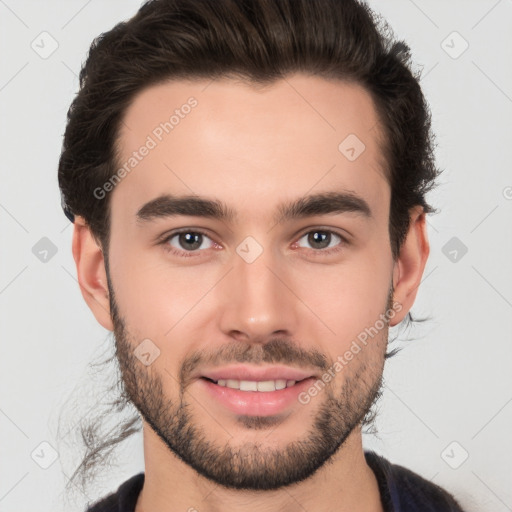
[201,376,309,392]
[198,376,317,416]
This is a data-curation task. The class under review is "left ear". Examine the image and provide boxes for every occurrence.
[389,205,430,327]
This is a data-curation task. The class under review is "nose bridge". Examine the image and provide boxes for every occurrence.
[217,238,297,340]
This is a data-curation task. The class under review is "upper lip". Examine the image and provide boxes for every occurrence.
[198,364,317,382]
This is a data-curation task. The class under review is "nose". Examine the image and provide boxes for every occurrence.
[216,242,299,343]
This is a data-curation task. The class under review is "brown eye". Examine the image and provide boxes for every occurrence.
[296,230,344,252]
[161,230,216,256]
[176,232,203,251]
[307,231,332,249]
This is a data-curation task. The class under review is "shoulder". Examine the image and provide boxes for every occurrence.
[85,473,145,512]
[364,450,466,512]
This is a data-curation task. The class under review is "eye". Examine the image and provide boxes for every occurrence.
[294,229,347,255]
[159,227,348,259]
[160,229,217,257]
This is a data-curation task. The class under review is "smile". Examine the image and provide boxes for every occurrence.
[204,378,303,392]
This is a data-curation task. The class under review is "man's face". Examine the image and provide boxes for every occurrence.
[105,74,397,490]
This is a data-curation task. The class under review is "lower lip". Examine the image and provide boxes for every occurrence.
[198,377,316,416]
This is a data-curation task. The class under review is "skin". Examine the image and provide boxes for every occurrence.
[72,74,429,512]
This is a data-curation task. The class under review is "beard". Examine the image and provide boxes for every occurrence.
[107,275,389,491]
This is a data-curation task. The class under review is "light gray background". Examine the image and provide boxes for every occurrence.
[1,1,511,511]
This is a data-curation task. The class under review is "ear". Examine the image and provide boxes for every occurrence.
[72,215,114,331]
[389,206,430,327]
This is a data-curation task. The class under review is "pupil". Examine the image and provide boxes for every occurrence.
[309,231,329,249]
[180,232,201,250]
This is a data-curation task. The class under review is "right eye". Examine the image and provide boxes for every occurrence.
[160,229,218,257]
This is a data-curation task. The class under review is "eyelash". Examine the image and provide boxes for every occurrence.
[159,228,349,258]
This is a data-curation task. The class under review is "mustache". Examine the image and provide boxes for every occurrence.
[179,337,329,387]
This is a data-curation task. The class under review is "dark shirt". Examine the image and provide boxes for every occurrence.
[85,450,466,511]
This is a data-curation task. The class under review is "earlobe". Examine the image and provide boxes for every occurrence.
[72,216,114,331]
[389,206,430,327]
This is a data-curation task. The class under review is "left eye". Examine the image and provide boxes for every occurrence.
[295,230,344,251]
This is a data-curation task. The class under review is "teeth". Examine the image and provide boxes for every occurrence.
[213,379,297,391]
[240,380,258,391]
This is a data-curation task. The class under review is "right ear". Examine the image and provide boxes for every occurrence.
[71,215,114,331]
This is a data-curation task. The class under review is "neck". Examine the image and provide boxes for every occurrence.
[135,423,384,512]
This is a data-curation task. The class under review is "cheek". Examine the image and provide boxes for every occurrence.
[302,256,392,318]
[109,248,216,340]
[293,252,392,349]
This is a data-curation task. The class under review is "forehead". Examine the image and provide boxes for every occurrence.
[111,74,389,225]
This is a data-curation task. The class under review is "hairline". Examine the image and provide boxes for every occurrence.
[99,72,393,257]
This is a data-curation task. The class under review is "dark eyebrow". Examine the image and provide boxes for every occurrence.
[135,191,372,226]
[275,191,372,223]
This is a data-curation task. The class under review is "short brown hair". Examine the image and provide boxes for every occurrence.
[58,0,440,261]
